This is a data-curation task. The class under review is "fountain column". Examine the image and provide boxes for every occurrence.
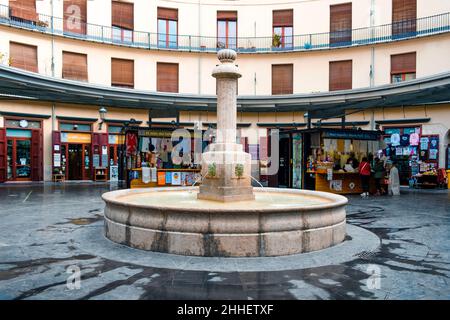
[197,49,255,202]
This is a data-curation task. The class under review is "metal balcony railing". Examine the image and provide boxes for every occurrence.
[0,4,449,53]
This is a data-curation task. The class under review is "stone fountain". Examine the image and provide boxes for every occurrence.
[198,49,254,202]
[102,49,347,257]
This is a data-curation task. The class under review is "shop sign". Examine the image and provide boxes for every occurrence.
[138,130,175,138]
[61,132,91,144]
[322,130,380,141]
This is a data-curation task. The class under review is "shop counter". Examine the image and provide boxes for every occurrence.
[314,171,377,195]
[130,168,201,189]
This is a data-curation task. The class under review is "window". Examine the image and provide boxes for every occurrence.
[217,11,237,49]
[391,52,416,83]
[111,58,134,88]
[392,0,417,37]
[9,41,38,73]
[157,62,179,93]
[273,10,293,49]
[111,1,134,43]
[63,0,87,35]
[9,0,37,22]
[272,64,293,95]
[158,7,178,48]
[329,60,352,91]
[62,51,88,81]
[330,3,352,46]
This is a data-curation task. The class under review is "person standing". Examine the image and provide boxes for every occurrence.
[388,162,401,196]
[358,157,371,198]
[373,158,386,196]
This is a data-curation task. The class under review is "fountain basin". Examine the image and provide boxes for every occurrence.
[102,187,347,257]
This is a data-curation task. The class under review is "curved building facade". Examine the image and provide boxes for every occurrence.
[0,0,449,184]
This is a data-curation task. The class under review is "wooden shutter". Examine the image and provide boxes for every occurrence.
[111,58,134,88]
[62,51,88,81]
[272,64,293,95]
[112,1,134,30]
[157,62,179,93]
[392,0,416,35]
[10,42,38,73]
[63,0,87,34]
[217,11,237,20]
[391,52,416,74]
[330,3,352,44]
[9,0,37,21]
[158,7,178,20]
[273,9,293,27]
[31,129,43,181]
[329,60,352,91]
[0,128,6,183]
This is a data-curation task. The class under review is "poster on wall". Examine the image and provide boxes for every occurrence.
[292,133,302,189]
[53,153,61,167]
[329,180,343,191]
[171,172,181,185]
[110,166,119,181]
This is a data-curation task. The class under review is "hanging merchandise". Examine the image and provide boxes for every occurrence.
[171,172,181,185]
[142,167,151,184]
[157,171,166,185]
[409,133,419,146]
[140,137,150,152]
[400,134,410,147]
[429,137,439,149]
[390,133,400,146]
[150,167,157,182]
[160,138,173,152]
[429,149,438,160]
[420,137,429,150]
[165,171,172,184]
[126,132,138,156]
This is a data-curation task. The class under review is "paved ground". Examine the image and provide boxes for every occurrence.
[0,182,449,300]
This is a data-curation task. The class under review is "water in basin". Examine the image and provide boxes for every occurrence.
[116,190,332,210]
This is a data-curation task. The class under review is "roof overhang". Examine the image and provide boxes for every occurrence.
[0,65,450,119]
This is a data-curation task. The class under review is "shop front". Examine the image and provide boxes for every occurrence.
[52,121,109,181]
[122,126,206,188]
[0,118,43,182]
[381,126,441,186]
[271,128,383,194]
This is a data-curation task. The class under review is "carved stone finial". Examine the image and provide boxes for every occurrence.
[217,49,237,63]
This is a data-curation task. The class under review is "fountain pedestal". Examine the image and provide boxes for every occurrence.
[198,49,255,202]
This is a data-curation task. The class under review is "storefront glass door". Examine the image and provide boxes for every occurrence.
[6,138,32,181]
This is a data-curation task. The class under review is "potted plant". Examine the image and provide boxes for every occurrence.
[36,20,49,28]
[207,163,217,178]
[234,164,244,179]
[272,34,282,48]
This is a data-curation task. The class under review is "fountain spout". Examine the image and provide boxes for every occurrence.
[197,49,255,202]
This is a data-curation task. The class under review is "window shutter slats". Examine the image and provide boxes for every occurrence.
[157,62,179,93]
[329,60,352,91]
[112,1,134,30]
[392,0,417,35]
[63,0,87,34]
[157,7,178,20]
[272,64,293,95]
[330,3,352,44]
[10,41,38,73]
[9,0,37,21]
[111,58,134,87]
[217,11,237,20]
[273,9,293,27]
[391,52,416,74]
[62,51,88,81]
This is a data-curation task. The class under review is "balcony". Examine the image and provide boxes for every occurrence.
[0,4,449,54]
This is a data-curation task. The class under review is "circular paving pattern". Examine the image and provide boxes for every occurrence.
[74,222,380,272]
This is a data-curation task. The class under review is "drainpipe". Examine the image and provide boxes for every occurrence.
[197,0,201,94]
[369,0,375,87]
[51,0,56,131]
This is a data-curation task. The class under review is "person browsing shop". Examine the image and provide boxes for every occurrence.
[358,157,371,198]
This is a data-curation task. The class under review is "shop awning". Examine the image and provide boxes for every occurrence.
[1,65,450,118]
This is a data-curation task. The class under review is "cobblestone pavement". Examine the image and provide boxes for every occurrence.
[0,183,449,300]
